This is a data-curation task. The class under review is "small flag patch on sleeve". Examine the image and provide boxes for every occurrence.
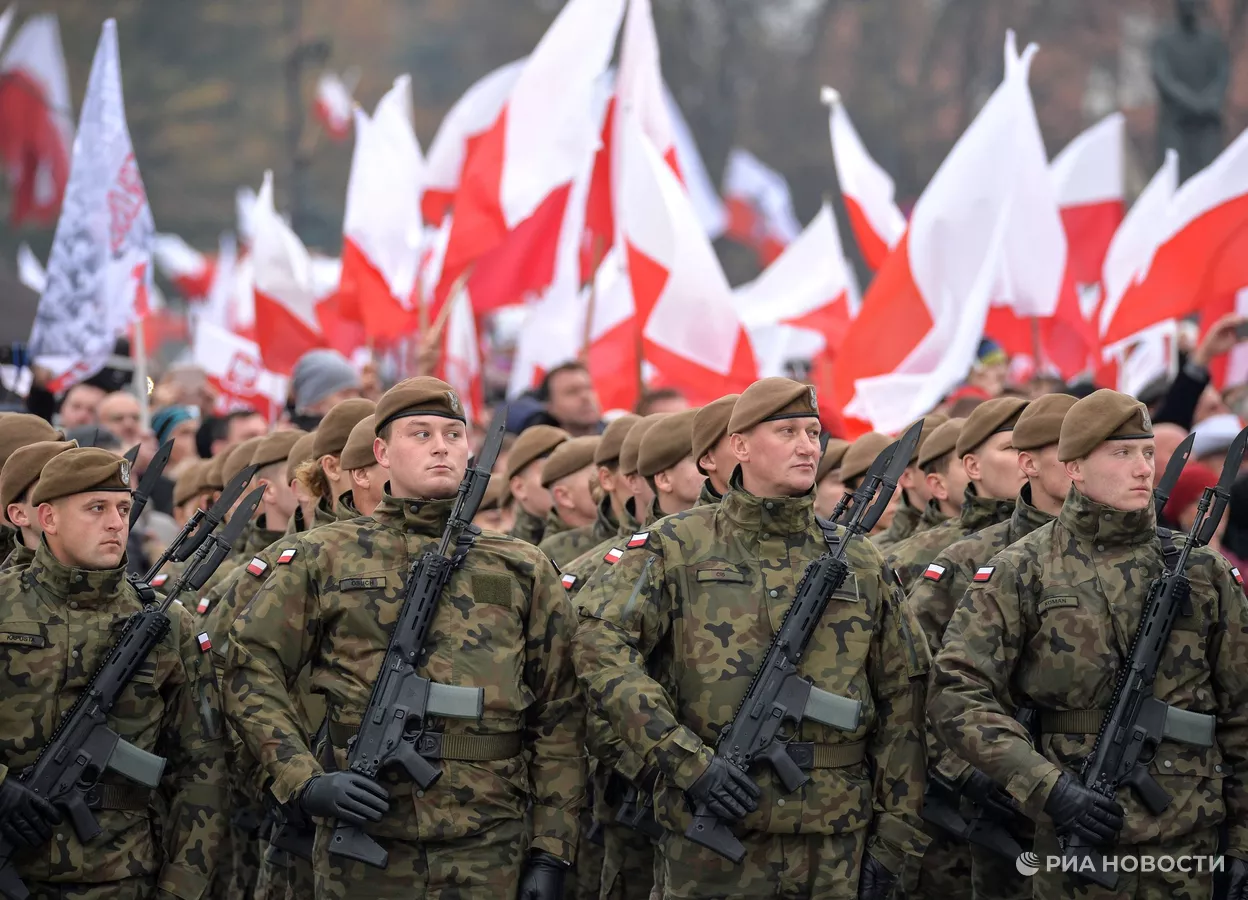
[561,573,577,590]
[277,548,297,564]
[604,548,624,565]
[973,566,995,583]
[150,573,168,588]
[197,632,212,652]
[923,564,946,582]
[196,598,210,614]
[626,532,650,549]
[1233,567,1243,586]
[246,558,267,577]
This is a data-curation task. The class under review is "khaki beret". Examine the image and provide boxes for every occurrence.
[955,397,1029,457]
[919,418,966,469]
[1013,393,1078,452]
[840,433,892,484]
[817,439,850,483]
[479,477,510,512]
[314,398,377,459]
[1058,389,1153,462]
[912,413,949,464]
[285,432,318,485]
[619,415,666,477]
[202,454,226,492]
[0,414,61,469]
[2,440,77,523]
[32,447,132,505]
[595,414,641,467]
[251,429,307,471]
[224,436,267,486]
[638,409,698,478]
[375,376,465,433]
[341,416,379,471]
[173,459,211,508]
[507,425,570,481]
[693,395,739,476]
[541,436,600,488]
[727,378,819,435]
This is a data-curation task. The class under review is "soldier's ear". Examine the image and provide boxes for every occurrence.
[1064,458,1083,485]
[962,453,982,483]
[6,503,29,529]
[1017,450,1038,479]
[36,502,57,536]
[729,432,749,464]
[373,437,389,471]
[924,471,947,502]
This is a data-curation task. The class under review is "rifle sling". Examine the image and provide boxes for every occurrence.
[785,740,866,769]
[84,783,153,811]
[329,721,521,762]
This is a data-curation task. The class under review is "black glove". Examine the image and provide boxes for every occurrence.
[857,853,896,900]
[687,757,761,821]
[516,850,570,900]
[0,778,61,849]
[1043,774,1123,846]
[297,772,390,827]
[1228,857,1248,900]
[962,768,1023,824]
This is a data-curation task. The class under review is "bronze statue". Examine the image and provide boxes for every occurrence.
[1151,0,1229,182]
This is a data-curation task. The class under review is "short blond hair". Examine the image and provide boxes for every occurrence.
[295,456,331,502]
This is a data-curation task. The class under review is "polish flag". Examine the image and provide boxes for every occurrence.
[437,288,484,423]
[721,148,801,266]
[0,12,73,226]
[823,87,905,271]
[250,170,326,374]
[734,204,857,378]
[189,231,236,334]
[193,319,289,419]
[313,70,353,141]
[153,233,215,300]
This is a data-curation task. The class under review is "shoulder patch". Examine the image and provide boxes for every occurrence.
[561,572,577,590]
[973,566,995,583]
[277,548,297,565]
[923,563,946,582]
[1233,567,1244,588]
[196,597,211,614]
[150,573,169,588]
[626,532,650,549]
[246,557,268,577]
[603,548,624,565]
[197,632,212,653]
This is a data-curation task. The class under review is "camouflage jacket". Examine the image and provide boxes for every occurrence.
[0,525,15,567]
[193,517,286,620]
[556,500,645,598]
[930,487,1248,851]
[0,542,35,573]
[887,488,1015,591]
[224,491,586,860]
[872,498,922,552]
[510,506,546,546]
[698,479,723,507]
[538,500,617,569]
[572,483,932,874]
[0,542,226,897]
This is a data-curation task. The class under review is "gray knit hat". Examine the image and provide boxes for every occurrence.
[291,349,361,411]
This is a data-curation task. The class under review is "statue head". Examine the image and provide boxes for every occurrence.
[1176,0,1200,29]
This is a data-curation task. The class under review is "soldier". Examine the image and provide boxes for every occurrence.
[930,388,1248,899]
[285,431,320,533]
[538,436,603,566]
[0,414,62,562]
[294,398,376,527]
[340,415,385,517]
[0,447,227,898]
[691,395,739,504]
[507,424,571,545]
[172,459,212,527]
[637,408,702,521]
[563,415,643,565]
[888,398,1027,590]
[839,433,897,534]
[573,377,931,900]
[202,454,227,507]
[873,415,948,551]
[912,417,968,535]
[474,479,515,534]
[904,393,1076,900]
[225,377,586,900]
[814,439,850,519]
[0,440,76,572]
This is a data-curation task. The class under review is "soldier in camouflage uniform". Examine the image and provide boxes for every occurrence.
[284,431,320,534]
[508,425,572,546]
[814,438,849,519]
[293,399,376,531]
[0,440,76,573]
[225,377,586,900]
[887,398,1028,591]
[474,479,515,534]
[573,378,932,900]
[538,436,604,567]
[0,447,227,899]
[637,409,702,524]
[195,436,273,607]
[0,414,62,565]
[341,415,385,517]
[931,389,1248,900]
[874,415,948,552]
[172,459,211,527]
[691,396,739,505]
[839,433,899,534]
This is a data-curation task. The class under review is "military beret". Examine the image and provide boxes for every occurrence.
[840,433,892,484]
[173,459,211,508]
[202,454,226,492]
[224,436,267,486]
[619,415,667,477]
[251,429,307,471]
[918,418,966,469]
[285,432,318,485]
[638,409,698,478]
[2,440,77,523]
[955,397,1029,458]
[341,416,379,471]
[595,414,641,467]
[479,477,510,512]
[32,447,132,505]
[314,398,377,459]
[507,425,570,481]
[817,439,850,483]
[374,376,465,434]
[0,413,61,469]
[1058,389,1153,462]
[1013,393,1078,452]
[912,413,949,464]
[727,378,819,435]
[541,436,600,488]
[693,395,739,476]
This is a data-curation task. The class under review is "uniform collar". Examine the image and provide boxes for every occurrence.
[1058,486,1156,548]
[371,491,455,536]
[921,500,949,528]
[248,516,287,554]
[594,496,618,542]
[1011,484,1055,539]
[959,484,1016,532]
[543,508,572,540]
[2,543,35,572]
[698,479,723,506]
[334,491,359,521]
[885,501,922,538]
[27,539,129,605]
[314,497,339,527]
[720,471,814,534]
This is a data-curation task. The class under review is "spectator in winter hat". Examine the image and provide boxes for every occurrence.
[289,349,363,430]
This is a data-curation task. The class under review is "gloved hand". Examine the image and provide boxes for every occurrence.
[1227,857,1248,900]
[516,850,570,900]
[1043,774,1123,846]
[0,778,61,849]
[857,853,896,900]
[963,768,1023,824]
[687,757,761,822]
[297,772,389,826]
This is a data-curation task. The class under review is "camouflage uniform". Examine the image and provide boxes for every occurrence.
[539,499,618,570]
[887,487,1015,591]
[930,487,1248,898]
[0,542,35,573]
[872,498,922,553]
[225,491,586,899]
[196,517,287,621]
[511,507,547,546]
[573,481,932,900]
[697,480,722,507]
[0,542,227,899]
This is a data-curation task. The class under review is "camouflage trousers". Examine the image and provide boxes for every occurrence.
[254,844,316,900]
[970,841,1030,900]
[600,824,653,900]
[224,796,264,900]
[312,817,527,900]
[903,826,971,899]
[24,877,155,899]
[657,827,866,900]
[1031,826,1220,900]
[566,819,604,900]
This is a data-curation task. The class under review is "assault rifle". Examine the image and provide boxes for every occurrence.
[0,482,265,900]
[329,411,507,869]
[685,419,924,863]
[141,464,258,584]
[1063,424,1248,888]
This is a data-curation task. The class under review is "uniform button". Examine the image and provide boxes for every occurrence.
[1097,545,1105,552]
[769,590,778,598]
[1163,760,1173,769]
[68,602,78,610]
[71,650,79,659]
[416,790,424,798]
[765,502,774,511]
[1216,764,1224,774]
[56,834,64,842]
[761,532,770,540]
[776,798,785,806]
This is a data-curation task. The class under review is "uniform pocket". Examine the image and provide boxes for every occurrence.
[0,621,62,756]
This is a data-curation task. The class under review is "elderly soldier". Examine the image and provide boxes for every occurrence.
[573,377,931,900]
[225,377,585,900]
[874,415,949,551]
[814,439,850,520]
[692,395,739,505]
[930,389,1248,899]
[537,436,603,567]
[0,447,226,899]
[0,440,76,572]
[508,425,571,545]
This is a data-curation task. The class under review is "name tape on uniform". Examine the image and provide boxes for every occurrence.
[973,566,995,583]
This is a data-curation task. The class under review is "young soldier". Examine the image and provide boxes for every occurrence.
[691,395,739,504]
[507,425,571,545]
[814,439,850,520]
[839,433,898,534]
[0,439,76,572]
[340,415,385,517]
[637,408,702,521]
[537,436,603,567]
[873,414,949,551]
[0,413,62,562]
[296,398,376,527]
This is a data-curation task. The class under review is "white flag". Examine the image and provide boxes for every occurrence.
[28,19,153,392]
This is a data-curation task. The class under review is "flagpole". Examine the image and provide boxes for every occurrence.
[133,315,150,430]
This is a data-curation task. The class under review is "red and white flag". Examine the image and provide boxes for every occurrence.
[28,19,152,392]
[436,288,484,423]
[193,319,288,418]
[721,148,801,266]
[823,87,905,271]
[153,233,214,300]
[0,11,73,226]
[313,70,353,141]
